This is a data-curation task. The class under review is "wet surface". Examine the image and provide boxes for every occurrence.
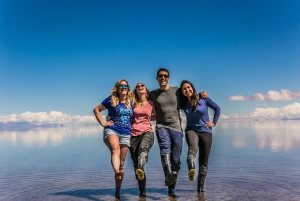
[1,122,300,200]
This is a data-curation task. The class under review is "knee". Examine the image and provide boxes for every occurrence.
[139,145,149,153]
[111,146,120,155]
[188,147,197,156]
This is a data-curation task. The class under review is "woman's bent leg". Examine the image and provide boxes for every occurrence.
[138,132,154,171]
[136,132,154,196]
[186,130,199,181]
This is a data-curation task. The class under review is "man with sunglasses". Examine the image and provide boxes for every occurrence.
[148,68,184,198]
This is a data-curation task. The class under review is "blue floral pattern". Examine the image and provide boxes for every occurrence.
[101,96,133,134]
[111,104,132,129]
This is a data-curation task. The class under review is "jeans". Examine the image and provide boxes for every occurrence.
[156,127,183,172]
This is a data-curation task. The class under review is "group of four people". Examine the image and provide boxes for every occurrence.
[93,68,220,200]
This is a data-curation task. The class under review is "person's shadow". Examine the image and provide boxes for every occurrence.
[51,187,196,201]
[51,187,162,201]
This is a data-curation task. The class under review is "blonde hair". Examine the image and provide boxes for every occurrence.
[110,79,134,109]
[132,82,149,107]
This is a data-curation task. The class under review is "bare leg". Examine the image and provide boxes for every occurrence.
[104,135,124,200]
[104,135,121,173]
[114,144,128,199]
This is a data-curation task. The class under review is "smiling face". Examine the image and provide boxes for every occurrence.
[136,83,146,95]
[117,80,129,96]
[156,70,170,87]
[133,82,149,101]
[181,83,194,98]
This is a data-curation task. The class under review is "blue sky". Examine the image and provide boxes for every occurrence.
[1,0,300,123]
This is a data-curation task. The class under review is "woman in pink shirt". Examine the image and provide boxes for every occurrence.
[130,82,156,197]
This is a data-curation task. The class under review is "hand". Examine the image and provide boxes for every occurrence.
[200,91,208,99]
[103,120,114,127]
[206,122,215,128]
[106,116,111,121]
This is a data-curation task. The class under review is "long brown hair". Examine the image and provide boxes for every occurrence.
[179,80,199,111]
[110,79,134,109]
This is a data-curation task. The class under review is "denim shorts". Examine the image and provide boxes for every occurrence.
[103,128,131,146]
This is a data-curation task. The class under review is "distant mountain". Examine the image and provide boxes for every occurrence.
[0,121,64,131]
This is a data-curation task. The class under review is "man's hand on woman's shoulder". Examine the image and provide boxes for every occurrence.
[200,91,208,99]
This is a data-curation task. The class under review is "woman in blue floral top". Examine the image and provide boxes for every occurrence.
[93,79,134,200]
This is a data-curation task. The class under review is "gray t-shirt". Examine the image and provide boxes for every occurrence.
[149,86,182,132]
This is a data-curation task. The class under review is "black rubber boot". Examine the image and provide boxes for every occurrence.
[187,155,196,181]
[138,175,146,197]
[168,181,177,198]
[136,152,147,180]
[197,166,207,192]
[161,154,177,186]
[135,168,146,196]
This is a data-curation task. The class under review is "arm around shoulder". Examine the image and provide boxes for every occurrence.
[148,100,156,121]
[199,91,208,99]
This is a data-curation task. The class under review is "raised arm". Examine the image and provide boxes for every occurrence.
[93,104,114,127]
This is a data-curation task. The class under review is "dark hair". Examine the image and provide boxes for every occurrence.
[156,68,170,77]
[179,80,199,111]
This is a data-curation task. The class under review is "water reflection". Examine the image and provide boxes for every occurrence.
[1,122,300,200]
[1,121,300,151]
[0,125,103,147]
[218,121,300,152]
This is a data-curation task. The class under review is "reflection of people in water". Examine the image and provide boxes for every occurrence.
[149,68,207,198]
[179,80,220,193]
[129,82,156,198]
[93,79,133,200]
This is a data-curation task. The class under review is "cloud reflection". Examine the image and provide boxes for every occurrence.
[253,121,300,152]
[0,126,103,147]
[218,121,300,152]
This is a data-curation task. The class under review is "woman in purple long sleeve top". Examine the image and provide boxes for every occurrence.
[179,80,220,193]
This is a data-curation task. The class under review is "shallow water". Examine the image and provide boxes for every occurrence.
[0,121,300,200]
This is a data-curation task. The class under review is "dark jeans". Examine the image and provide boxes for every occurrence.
[129,131,154,194]
[186,130,212,174]
[156,127,183,172]
[129,131,154,170]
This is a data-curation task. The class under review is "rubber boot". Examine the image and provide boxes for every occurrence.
[135,168,146,197]
[138,175,146,197]
[187,155,196,181]
[197,166,207,192]
[136,152,147,180]
[161,154,177,186]
[168,180,177,198]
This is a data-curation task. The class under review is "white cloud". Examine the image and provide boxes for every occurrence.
[220,102,300,120]
[0,111,99,125]
[227,89,300,101]
[0,126,102,147]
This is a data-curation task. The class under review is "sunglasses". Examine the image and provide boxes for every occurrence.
[118,84,129,89]
[158,74,169,78]
[136,84,145,89]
